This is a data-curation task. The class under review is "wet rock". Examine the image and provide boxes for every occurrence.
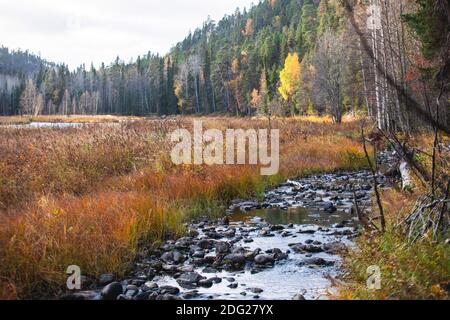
[175,238,192,249]
[188,229,199,237]
[197,239,214,249]
[323,242,348,254]
[135,291,152,300]
[204,255,216,265]
[159,286,180,295]
[192,250,205,258]
[147,292,159,300]
[193,258,205,266]
[216,241,231,255]
[228,283,238,289]
[125,285,139,297]
[324,202,337,213]
[300,258,334,267]
[298,229,317,234]
[223,253,246,266]
[156,294,183,301]
[173,251,184,264]
[199,279,214,288]
[176,272,204,287]
[205,231,222,240]
[101,282,123,300]
[254,254,274,265]
[250,288,264,294]
[143,282,158,291]
[209,277,222,284]
[179,265,194,273]
[131,279,146,287]
[203,267,218,274]
[293,294,306,300]
[162,264,179,273]
[160,252,173,263]
[270,225,285,231]
[222,229,236,238]
[98,273,115,286]
[183,290,200,299]
[291,244,324,254]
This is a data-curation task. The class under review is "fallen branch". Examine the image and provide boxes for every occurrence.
[361,125,386,233]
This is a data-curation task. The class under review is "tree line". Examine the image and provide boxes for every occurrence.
[0,0,448,132]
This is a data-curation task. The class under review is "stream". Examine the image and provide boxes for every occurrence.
[63,170,388,301]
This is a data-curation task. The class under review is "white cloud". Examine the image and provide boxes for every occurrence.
[0,0,257,69]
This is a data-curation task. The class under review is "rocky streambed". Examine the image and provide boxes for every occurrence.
[63,170,388,301]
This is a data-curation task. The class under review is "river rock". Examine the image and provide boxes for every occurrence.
[125,285,139,297]
[176,272,204,287]
[223,253,246,266]
[159,286,180,295]
[156,294,183,300]
[291,244,324,253]
[197,239,214,249]
[160,252,173,263]
[300,258,334,267]
[173,251,184,264]
[101,282,123,300]
[203,267,218,274]
[143,282,158,291]
[216,241,231,254]
[254,254,274,265]
[323,242,347,254]
[199,279,214,288]
[192,250,205,258]
[324,202,337,213]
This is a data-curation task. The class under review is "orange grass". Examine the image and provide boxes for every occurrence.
[0,116,367,299]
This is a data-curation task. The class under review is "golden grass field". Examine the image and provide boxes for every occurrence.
[0,116,368,299]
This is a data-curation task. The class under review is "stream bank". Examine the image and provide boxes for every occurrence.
[62,170,389,301]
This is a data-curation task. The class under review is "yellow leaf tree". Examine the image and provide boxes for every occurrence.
[278,52,301,116]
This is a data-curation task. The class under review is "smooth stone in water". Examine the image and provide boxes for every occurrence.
[254,254,274,265]
[101,282,123,300]
[159,286,180,295]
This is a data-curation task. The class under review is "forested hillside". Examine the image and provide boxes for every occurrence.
[0,0,448,132]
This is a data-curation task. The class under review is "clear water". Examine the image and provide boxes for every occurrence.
[1,122,83,129]
[154,207,357,300]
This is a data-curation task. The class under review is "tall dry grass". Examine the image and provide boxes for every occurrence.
[0,116,367,299]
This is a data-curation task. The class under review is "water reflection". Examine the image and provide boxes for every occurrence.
[230,207,356,227]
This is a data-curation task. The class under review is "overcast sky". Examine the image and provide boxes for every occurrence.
[0,0,256,70]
